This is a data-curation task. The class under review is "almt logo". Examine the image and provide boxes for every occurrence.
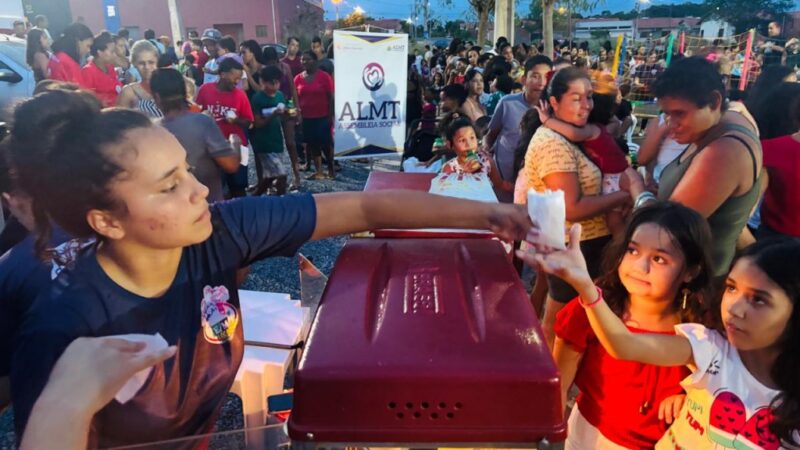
[362,62,385,91]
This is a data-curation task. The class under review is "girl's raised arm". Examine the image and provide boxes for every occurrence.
[518,224,695,367]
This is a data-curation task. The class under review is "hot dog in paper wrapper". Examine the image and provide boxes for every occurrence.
[527,189,566,250]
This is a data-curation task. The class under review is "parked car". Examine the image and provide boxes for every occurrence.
[0,34,34,121]
[262,43,286,58]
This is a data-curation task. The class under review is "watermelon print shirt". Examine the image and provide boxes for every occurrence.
[655,324,782,450]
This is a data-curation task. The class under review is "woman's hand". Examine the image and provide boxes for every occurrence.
[45,337,177,417]
[658,394,686,424]
[534,99,552,125]
[486,203,535,242]
[516,224,595,293]
[620,166,646,198]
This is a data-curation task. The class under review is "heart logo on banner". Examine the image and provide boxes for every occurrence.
[362,62,385,91]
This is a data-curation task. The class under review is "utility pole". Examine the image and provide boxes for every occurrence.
[567,0,571,45]
[167,0,183,44]
[424,0,430,38]
[332,0,342,21]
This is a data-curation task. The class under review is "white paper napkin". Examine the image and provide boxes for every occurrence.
[240,145,250,167]
[527,189,566,250]
[114,333,169,404]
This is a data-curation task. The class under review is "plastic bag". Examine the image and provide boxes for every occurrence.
[403,157,443,173]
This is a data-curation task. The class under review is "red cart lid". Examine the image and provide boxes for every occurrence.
[289,239,565,446]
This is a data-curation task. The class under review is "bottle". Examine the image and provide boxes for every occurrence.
[466,149,479,162]
[628,148,638,168]
[286,100,297,117]
[433,137,444,149]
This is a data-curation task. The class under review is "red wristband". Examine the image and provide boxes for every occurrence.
[580,286,603,308]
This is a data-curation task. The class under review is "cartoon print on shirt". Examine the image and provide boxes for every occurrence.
[707,390,779,450]
[200,285,239,344]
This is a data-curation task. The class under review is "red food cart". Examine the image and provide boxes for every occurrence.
[289,237,565,448]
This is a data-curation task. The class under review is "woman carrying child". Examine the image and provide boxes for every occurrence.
[533,74,630,235]
[522,67,632,348]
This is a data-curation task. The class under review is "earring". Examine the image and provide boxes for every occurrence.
[682,288,690,310]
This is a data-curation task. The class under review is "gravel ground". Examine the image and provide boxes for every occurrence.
[239,157,398,298]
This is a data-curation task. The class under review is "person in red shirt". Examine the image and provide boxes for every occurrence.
[760,133,800,238]
[49,23,93,87]
[281,37,304,77]
[753,82,800,239]
[547,202,715,449]
[295,51,334,179]
[81,32,123,107]
[195,58,253,198]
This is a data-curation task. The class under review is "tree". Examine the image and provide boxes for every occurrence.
[644,2,710,18]
[336,10,367,29]
[542,0,603,57]
[429,19,446,36]
[441,0,494,45]
[284,3,325,46]
[702,0,791,33]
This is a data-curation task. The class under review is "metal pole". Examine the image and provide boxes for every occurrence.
[270,0,278,43]
[568,0,571,44]
[425,1,430,37]
[167,0,183,44]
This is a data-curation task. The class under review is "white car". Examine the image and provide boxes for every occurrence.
[0,34,34,122]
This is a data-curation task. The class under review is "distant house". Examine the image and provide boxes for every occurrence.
[700,19,735,39]
[574,18,633,39]
[68,0,321,44]
[573,17,700,40]
[634,17,700,38]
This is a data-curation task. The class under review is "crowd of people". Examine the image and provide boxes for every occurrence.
[17,19,343,194]
[0,17,799,450]
[399,32,800,450]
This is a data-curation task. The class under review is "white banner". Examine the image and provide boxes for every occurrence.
[333,30,408,159]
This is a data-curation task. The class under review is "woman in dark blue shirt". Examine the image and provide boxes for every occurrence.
[7,90,533,448]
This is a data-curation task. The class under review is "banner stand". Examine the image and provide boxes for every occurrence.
[332,29,409,160]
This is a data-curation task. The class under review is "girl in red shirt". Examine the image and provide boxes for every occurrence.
[49,23,93,87]
[294,51,334,180]
[546,202,716,449]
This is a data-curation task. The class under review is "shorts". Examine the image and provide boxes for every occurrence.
[565,407,630,450]
[302,117,332,146]
[547,235,611,303]
[256,152,287,178]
